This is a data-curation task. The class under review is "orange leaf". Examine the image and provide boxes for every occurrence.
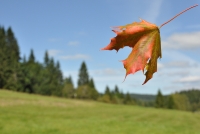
[102,19,161,84]
[101,4,198,85]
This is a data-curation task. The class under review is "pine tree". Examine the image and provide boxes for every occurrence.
[3,27,21,91]
[22,55,27,63]
[124,92,132,104]
[28,49,35,63]
[6,27,20,61]
[89,78,95,88]
[46,57,56,95]
[54,61,63,96]
[114,85,120,98]
[88,77,98,99]
[114,85,119,93]
[44,50,49,67]
[62,76,75,98]
[77,61,89,86]
[56,61,63,85]
[37,52,52,95]
[167,95,175,109]
[105,85,111,96]
[23,49,44,93]
[0,27,7,88]
[65,75,73,84]
[155,89,164,108]
[98,85,111,103]
[105,85,113,100]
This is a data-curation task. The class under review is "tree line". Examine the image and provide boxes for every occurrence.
[1,26,199,112]
[142,89,200,112]
[0,26,63,95]
[0,26,96,98]
[0,26,133,104]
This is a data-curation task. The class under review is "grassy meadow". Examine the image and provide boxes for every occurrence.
[0,89,200,134]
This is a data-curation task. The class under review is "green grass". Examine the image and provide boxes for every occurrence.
[0,89,200,134]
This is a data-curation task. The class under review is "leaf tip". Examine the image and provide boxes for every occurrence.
[142,81,147,85]
[142,78,150,85]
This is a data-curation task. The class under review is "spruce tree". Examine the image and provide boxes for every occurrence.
[0,27,7,88]
[124,92,132,104]
[3,27,21,91]
[89,78,95,88]
[105,85,113,100]
[22,55,27,63]
[24,49,44,93]
[114,85,119,93]
[119,90,124,99]
[77,61,89,86]
[114,85,120,97]
[28,49,35,63]
[105,85,111,96]
[56,61,63,85]
[47,58,56,95]
[44,50,49,67]
[38,52,52,95]
[6,27,20,61]
[167,95,175,109]
[155,89,164,108]
[65,75,73,84]
[62,76,75,98]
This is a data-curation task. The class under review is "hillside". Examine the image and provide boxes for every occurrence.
[0,89,200,134]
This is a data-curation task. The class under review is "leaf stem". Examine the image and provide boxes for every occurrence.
[160,4,198,28]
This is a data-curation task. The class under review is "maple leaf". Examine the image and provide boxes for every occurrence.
[101,4,198,85]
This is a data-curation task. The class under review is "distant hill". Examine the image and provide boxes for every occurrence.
[130,93,156,102]
[130,89,200,103]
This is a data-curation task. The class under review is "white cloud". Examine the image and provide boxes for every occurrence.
[176,76,200,83]
[67,41,79,46]
[155,49,200,92]
[165,61,190,68]
[167,71,190,77]
[60,54,90,60]
[158,63,164,69]
[162,31,200,50]
[48,50,61,56]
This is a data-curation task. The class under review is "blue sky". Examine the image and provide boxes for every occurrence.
[0,0,200,95]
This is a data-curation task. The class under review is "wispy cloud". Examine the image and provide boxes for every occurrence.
[78,31,86,36]
[143,0,163,23]
[60,54,90,60]
[48,38,62,42]
[48,49,61,56]
[162,31,200,50]
[91,68,124,76]
[187,24,200,29]
[67,41,79,46]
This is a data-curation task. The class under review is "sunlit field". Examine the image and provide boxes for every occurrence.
[0,89,200,134]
